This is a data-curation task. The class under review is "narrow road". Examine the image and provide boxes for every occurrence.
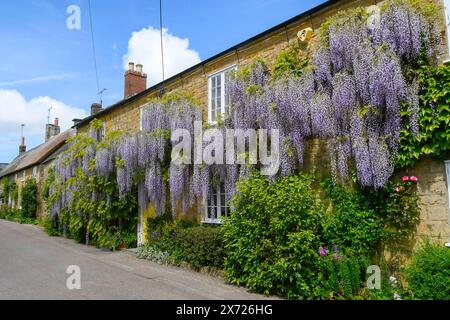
[0,220,268,300]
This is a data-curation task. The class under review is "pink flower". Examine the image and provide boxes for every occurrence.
[395,187,402,193]
[410,176,418,182]
[332,253,341,260]
[402,176,409,182]
[319,246,328,257]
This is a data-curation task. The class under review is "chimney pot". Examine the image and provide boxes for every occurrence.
[136,64,143,73]
[54,117,59,126]
[128,62,135,71]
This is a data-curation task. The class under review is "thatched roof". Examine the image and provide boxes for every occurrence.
[0,130,74,178]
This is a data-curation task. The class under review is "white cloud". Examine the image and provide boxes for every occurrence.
[123,27,201,86]
[0,89,86,162]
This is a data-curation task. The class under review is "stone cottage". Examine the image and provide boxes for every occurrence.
[72,0,450,246]
[0,119,74,218]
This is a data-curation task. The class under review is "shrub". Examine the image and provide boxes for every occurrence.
[176,226,224,270]
[317,253,370,299]
[405,241,450,300]
[222,173,324,299]
[21,178,38,219]
[363,178,420,245]
[145,214,223,270]
[321,180,384,255]
[42,214,60,236]
[146,213,183,254]
[0,205,19,220]
[0,205,37,225]
[137,245,172,265]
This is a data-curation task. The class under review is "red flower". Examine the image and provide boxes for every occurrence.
[402,176,409,182]
[410,176,418,182]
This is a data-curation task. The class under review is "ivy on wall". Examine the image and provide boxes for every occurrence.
[397,65,450,168]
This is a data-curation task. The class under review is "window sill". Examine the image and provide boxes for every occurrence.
[201,220,223,225]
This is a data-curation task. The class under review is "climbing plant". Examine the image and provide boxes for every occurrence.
[49,0,442,226]
[1,178,18,206]
[49,121,138,248]
[397,64,450,168]
[225,0,440,189]
[21,178,38,218]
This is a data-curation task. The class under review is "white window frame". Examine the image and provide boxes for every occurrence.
[203,184,230,224]
[208,65,237,124]
[445,0,450,63]
[21,170,26,182]
[32,166,37,179]
[445,160,450,225]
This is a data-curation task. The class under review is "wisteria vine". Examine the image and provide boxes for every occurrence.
[49,0,440,224]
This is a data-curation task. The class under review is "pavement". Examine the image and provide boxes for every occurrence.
[0,219,271,300]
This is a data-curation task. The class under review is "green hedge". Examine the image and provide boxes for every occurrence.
[142,214,224,270]
[405,241,450,300]
[177,226,224,270]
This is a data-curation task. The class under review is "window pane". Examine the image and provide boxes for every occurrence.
[216,81,222,116]
[210,75,222,123]
[210,77,216,122]
[208,190,217,220]
[224,68,235,115]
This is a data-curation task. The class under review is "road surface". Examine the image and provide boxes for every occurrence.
[0,219,269,300]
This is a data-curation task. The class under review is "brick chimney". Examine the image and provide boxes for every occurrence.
[124,62,147,98]
[19,124,26,154]
[19,136,26,154]
[45,118,61,142]
[91,103,103,116]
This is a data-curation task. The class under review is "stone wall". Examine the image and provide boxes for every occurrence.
[397,158,450,245]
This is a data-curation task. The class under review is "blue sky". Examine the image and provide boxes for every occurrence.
[0,0,325,163]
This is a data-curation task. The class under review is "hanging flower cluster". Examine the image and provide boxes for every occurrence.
[226,0,439,188]
[103,97,203,216]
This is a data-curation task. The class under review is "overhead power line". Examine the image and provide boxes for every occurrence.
[160,0,165,82]
[88,0,101,102]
